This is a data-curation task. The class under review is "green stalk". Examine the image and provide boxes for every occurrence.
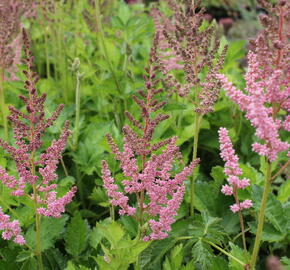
[0,67,8,140]
[201,238,246,267]
[31,165,44,270]
[73,71,81,149]
[44,30,51,80]
[250,162,272,270]
[190,112,202,216]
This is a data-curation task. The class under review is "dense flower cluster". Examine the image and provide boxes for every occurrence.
[0,30,76,243]
[218,128,252,213]
[153,0,228,114]
[0,0,36,80]
[0,207,25,245]
[103,137,199,240]
[102,34,199,240]
[217,0,289,162]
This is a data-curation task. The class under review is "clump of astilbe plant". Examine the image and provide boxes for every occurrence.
[217,0,289,269]
[0,30,76,270]
[152,0,228,216]
[102,34,199,241]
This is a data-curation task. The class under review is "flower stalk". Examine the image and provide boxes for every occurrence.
[250,162,272,270]
[0,66,8,140]
[190,113,202,216]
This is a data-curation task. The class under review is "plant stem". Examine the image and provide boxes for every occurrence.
[0,67,8,140]
[73,71,81,150]
[270,159,290,182]
[250,162,272,270]
[201,238,246,267]
[233,186,247,251]
[33,182,43,270]
[190,112,202,216]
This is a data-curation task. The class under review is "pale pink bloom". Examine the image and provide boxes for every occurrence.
[230,204,240,213]
[221,185,233,196]
[219,127,252,213]
[240,199,253,209]
[0,207,25,245]
[217,51,289,162]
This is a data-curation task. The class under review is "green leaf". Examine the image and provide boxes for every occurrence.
[89,187,108,204]
[191,240,213,269]
[163,244,184,270]
[210,166,226,195]
[252,185,288,234]
[64,261,77,270]
[140,237,177,270]
[26,215,68,251]
[228,243,250,270]
[16,251,33,262]
[277,180,290,203]
[20,257,37,270]
[43,248,66,270]
[281,256,290,267]
[96,221,125,249]
[248,222,286,242]
[210,257,229,270]
[64,212,90,256]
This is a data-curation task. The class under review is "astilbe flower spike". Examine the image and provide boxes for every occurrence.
[102,34,199,240]
[218,127,252,213]
[217,0,289,162]
[152,0,228,217]
[153,0,228,114]
[0,30,76,243]
[0,0,36,80]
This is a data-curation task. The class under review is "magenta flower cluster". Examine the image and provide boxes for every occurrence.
[218,127,252,213]
[102,137,199,240]
[0,207,25,245]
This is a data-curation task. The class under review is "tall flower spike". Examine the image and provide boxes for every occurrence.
[218,127,252,213]
[217,1,289,162]
[153,0,228,114]
[0,0,36,80]
[102,33,200,240]
[0,29,76,224]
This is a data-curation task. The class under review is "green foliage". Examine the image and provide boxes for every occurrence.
[92,221,150,270]
[26,215,68,251]
[65,212,90,257]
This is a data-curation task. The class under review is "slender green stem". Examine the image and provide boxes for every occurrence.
[60,158,69,177]
[201,238,246,267]
[250,162,272,270]
[270,159,290,182]
[73,71,81,149]
[109,205,115,221]
[44,30,51,80]
[190,113,202,216]
[233,186,247,251]
[0,67,8,140]
[76,165,85,208]
[33,184,44,270]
